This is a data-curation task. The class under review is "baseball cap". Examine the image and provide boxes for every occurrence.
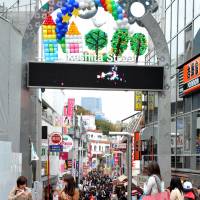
[183,181,193,191]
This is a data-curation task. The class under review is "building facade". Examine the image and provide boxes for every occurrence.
[145,0,200,186]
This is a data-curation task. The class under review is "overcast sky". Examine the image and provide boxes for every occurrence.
[64,90,135,123]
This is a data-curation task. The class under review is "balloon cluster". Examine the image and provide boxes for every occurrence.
[55,0,79,41]
[95,0,124,20]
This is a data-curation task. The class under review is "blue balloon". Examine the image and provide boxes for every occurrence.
[57,22,63,29]
[117,7,123,13]
[57,12,63,18]
[95,0,101,6]
[73,2,79,8]
[68,5,73,12]
[61,7,68,15]
[56,27,60,33]
[69,0,75,5]
[118,13,123,20]
[61,28,66,34]
[57,33,62,40]
[56,18,62,24]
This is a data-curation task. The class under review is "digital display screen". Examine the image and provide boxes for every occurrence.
[28,62,164,90]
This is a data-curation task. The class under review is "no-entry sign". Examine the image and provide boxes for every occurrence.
[50,132,62,144]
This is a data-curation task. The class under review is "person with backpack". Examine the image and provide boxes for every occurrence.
[8,176,32,200]
[169,176,184,200]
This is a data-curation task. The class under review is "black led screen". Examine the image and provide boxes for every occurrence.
[28,62,164,90]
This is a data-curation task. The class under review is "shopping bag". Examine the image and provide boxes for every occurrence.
[142,190,170,200]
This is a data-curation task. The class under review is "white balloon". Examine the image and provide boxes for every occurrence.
[79,2,85,9]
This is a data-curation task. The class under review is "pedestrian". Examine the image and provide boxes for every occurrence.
[169,176,184,200]
[60,174,79,200]
[183,181,200,200]
[8,176,32,200]
[143,161,164,195]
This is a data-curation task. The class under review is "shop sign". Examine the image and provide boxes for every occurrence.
[62,135,73,152]
[50,132,62,144]
[134,91,142,111]
[148,92,154,111]
[178,54,200,96]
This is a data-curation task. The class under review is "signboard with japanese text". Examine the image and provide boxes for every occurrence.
[49,145,63,152]
[134,91,142,111]
[62,135,73,152]
[178,54,200,96]
[50,132,62,145]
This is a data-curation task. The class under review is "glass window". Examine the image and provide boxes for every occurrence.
[193,16,200,56]
[185,24,193,61]
[177,117,184,154]
[178,0,185,32]
[178,31,184,65]
[194,0,200,17]
[166,0,171,8]
[184,95,192,112]
[171,118,176,155]
[184,114,191,152]
[165,7,171,42]
[192,93,200,110]
[171,0,178,37]
[186,0,193,25]
[171,76,176,115]
[171,38,177,76]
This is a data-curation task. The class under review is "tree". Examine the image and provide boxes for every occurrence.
[95,119,122,134]
[111,29,129,60]
[85,29,108,59]
[76,105,93,115]
[130,33,147,63]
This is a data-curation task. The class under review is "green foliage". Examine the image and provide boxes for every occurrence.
[130,33,147,62]
[111,29,129,60]
[95,119,122,135]
[76,105,93,115]
[85,29,108,58]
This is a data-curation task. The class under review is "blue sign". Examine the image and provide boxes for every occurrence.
[49,145,63,152]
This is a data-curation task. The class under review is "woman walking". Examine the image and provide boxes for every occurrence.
[60,174,79,200]
[169,176,184,200]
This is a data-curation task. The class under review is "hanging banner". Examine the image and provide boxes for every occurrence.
[134,132,141,160]
[67,98,75,120]
[148,92,155,111]
[134,91,143,111]
[62,135,73,152]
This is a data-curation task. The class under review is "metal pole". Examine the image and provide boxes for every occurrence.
[47,137,50,200]
[127,135,132,200]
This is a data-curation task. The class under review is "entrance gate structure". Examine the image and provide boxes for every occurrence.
[22,0,171,189]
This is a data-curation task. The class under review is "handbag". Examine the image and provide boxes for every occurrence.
[142,176,170,200]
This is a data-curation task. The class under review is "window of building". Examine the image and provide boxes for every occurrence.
[99,146,101,151]
[171,0,178,38]
[171,76,176,115]
[178,0,185,32]
[171,38,177,76]
[94,146,97,151]
[194,0,200,17]
[193,16,200,56]
[177,117,184,154]
[171,118,176,154]
[165,7,171,42]
[184,114,191,152]
[186,0,193,25]
[185,24,193,61]
[178,31,184,65]
[192,93,200,110]
[184,96,192,113]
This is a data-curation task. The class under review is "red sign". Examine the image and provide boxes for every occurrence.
[51,133,62,144]
[67,98,75,120]
[134,132,141,160]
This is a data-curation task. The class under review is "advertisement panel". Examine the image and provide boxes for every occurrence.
[134,91,142,111]
[134,132,141,160]
[67,98,75,120]
[62,135,73,152]
[178,54,200,96]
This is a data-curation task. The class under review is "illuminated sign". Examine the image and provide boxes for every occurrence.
[179,54,200,96]
[27,62,164,90]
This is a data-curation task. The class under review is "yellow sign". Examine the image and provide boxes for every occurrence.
[134,91,142,111]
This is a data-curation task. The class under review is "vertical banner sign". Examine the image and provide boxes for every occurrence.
[132,136,135,168]
[148,92,155,111]
[63,103,68,134]
[114,153,119,165]
[134,91,143,111]
[67,98,75,120]
[134,132,141,160]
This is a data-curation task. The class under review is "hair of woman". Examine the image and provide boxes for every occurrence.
[63,174,76,196]
[17,176,27,187]
[147,161,162,180]
[170,176,184,193]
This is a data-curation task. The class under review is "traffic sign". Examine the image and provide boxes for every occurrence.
[62,135,73,152]
[49,145,63,152]
[50,132,62,144]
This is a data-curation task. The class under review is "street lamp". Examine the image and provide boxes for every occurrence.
[109,132,132,200]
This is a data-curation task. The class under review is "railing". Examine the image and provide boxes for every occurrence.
[0,0,37,29]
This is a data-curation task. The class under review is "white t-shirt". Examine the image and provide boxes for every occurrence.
[143,175,165,195]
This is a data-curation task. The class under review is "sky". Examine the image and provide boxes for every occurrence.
[64,89,136,123]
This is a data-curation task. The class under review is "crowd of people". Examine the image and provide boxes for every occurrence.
[79,170,113,200]
[7,161,200,200]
